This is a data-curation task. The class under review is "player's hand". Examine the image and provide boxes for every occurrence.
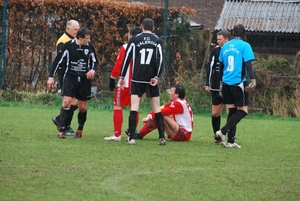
[47,78,54,90]
[245,79,256,93]
[204,86,210,92]
[142,115,151,124]
[109,78,116,91]
[150,77,159,86]
[86,70,95,80]
[119,78,125,90]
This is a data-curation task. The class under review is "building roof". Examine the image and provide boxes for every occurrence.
[215,0,300,33]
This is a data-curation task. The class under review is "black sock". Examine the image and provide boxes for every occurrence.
[155,112,165,139]
[129,111,137,140]
[68,105,78,127]
[212,115,221,133]
[77,110,87,131]
[227,108,237,143]
[59,107,71,132]
[221,110,247,134]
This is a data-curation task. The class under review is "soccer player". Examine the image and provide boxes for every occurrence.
[104,26,142,141]
[136,84,193,141]
[205,30,237,144]
[216,24,256,148]
[119,18,166,145]
[47,27,98,138]
[52,20,80,136]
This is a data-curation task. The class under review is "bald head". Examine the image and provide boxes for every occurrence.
[66,20,80,38]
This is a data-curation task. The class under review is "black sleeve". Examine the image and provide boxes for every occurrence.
[205,48,214,86]
[120,38,134,78]
[155,38,164,78]
[245,61,255,79]
[219,62,224,81]
[49,44,67,77]
[89,44,99,72]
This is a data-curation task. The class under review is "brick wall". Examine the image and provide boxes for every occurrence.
[118,0,225,31]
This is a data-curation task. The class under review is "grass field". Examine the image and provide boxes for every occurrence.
[0,104,300,201]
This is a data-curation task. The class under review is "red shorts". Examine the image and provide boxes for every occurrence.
[114,86,130,107]
[167,126,191,141]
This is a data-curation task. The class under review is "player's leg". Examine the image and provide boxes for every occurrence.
[57,95,73,138]
[65,98,78,136]
[74,77,91,138]
[163,116,179,138]
[128,94,140,142]
[75,100,87,138]
[138,119,157,138]
[227,107,237,143]
[211,91,223,143]
[150,96,165,145]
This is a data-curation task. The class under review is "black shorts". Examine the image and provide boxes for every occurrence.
[130,82,160,98]
[211,91,222,105]
[62,74,91,101]
[222,82,248,106]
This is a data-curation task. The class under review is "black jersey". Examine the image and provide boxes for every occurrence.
[120,32,164,83]
[206,46,221,91]
[49,39,98,77]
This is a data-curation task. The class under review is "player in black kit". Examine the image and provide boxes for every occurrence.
[47,27,98,138]
[119,18,166,145]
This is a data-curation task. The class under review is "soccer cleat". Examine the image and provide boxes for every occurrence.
[125,129,142,140]
[104,135,121,141]
[127,139,136,145]
[74,130,82,138]
[158,138,166,146]
[215,139,222,144]
[65,127,76,136]
[215,130,226,147]
[52,116,59,131]
[227,142,241,149]
[57,131,66,139]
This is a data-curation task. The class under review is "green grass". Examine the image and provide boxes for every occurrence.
[0,104,300,201]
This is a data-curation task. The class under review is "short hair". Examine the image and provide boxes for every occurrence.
[66,20,78,28]
[76,27,91,39]
[233,24,245,38]
[129,26,142,36]
[172,84,186,99]
[217,30,231,39]
[142,18,154,31]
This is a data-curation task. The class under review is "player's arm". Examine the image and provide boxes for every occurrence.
[120,39,134,79]
[155,39,164,79]
[148,102,184,119]
[245,61,256,92]
[111,46,126,78]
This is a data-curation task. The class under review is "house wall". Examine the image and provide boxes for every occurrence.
[117,0,225,31]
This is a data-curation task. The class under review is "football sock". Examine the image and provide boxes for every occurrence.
[59,107,71,131]
[128,111,137,140]
[68,105,78,127]
[212,115,221,134]
[77,110,87,131]
[221,110,247,135]
[227,108,237,143]
[155,112,165,139]
[139,119,157,138]
[113,109,123,137]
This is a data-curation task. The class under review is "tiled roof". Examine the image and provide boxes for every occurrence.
[215,0,300,33]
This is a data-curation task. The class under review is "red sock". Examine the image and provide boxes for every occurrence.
[139,119,157,138]
[113,109,123,137]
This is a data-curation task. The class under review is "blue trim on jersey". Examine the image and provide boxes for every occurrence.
[219,38,255,85]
